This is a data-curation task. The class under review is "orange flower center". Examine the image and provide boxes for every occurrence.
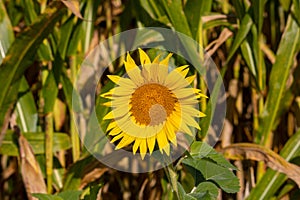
[130,83,177,125]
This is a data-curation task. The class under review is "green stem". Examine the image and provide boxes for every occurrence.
[45,112,53,193]
[70,56,80,162]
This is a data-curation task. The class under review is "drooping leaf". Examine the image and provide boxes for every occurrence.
[247,129,300,199]
[0,130,71,156]
[255,16,300,144]
[222,143,300,187]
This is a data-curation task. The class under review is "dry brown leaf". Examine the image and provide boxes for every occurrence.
[61,0,83,19]
[80,168,109,189]
[205,28,233,57]
[17,127,47,200]
[221,143,300,187]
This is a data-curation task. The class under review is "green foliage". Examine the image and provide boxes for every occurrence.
[183,142,240,194]
[0,0,300,199]
[32,191,82,200]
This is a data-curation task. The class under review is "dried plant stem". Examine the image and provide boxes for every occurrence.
[45,112,53,193]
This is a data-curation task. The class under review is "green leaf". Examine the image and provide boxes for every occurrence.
[248,129,300,199]
[252,0,266,34]
[43,53,63,113]
[57,190,82,200]
[190,141,237,170]
[0,0,14,64]
[184,0,212,39]
[32,191,81,200]
[0,130,71,156]
[255,16,300,144]
[83,184,103,200]
[279,0,292,11]
[66,21,83,56]
[32,193,63,200]
[199,67,225,138]
[226,14,253,62]
[58,16,75,58]
[16,77,38,132]
[240,41,257,77]
[61,71,83,112]
[0,2,66,128]
[183,157,240,193]
[161,0,192,36]
[21,0,54,61]
[202,18,233,30]
[231,0,246,20]
[188,182,219,200]
[138,0,171,26]
[292,0,300,26]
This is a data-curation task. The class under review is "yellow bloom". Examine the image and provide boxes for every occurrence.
[101,49,207,159]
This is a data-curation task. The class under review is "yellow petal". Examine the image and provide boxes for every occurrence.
[116,134,135,149]
[103,111,114,120]
[165,122,177,145]
[178,98,199,105]
[158,64,168,84]
[156,131,169,153]
[179,122,193,136]
[124,53,144,86]
[139,139,147,159]
[163,143,170,155]
[182,106,202,117]
[102,101,112,107]
[108,126,122,136]
[159,53,173,66]
[175,65,189,76]
[139,48,151,65]
[113,86,134,96]
[182,113,201,130]
[152,54,161,64]
[173,88,199,99]
[168,109,181,130]
[110,133,124,143]
[185,74,196,84]
[125,52,137,70]
[165,68,190,90]
[100,89,114,99]
[103,105,128,120]
[147,136,156,154]
[107,75,136,89]
[107,75,121,84]
[133,138,142,154]
[106,121,117,131]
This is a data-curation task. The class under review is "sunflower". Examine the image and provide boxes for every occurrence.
[101,49,207,159]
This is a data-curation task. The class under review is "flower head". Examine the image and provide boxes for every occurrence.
[101,49,207,159]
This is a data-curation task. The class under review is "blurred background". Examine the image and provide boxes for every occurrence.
[0,0,300,199]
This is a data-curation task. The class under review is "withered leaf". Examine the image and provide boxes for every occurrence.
[19,132,47,200]
[222,143,300,187]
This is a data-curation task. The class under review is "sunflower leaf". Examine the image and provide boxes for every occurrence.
[183,156,240,193]
[190,141,237,170]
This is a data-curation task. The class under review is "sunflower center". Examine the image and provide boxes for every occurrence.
[130,83,177,125]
